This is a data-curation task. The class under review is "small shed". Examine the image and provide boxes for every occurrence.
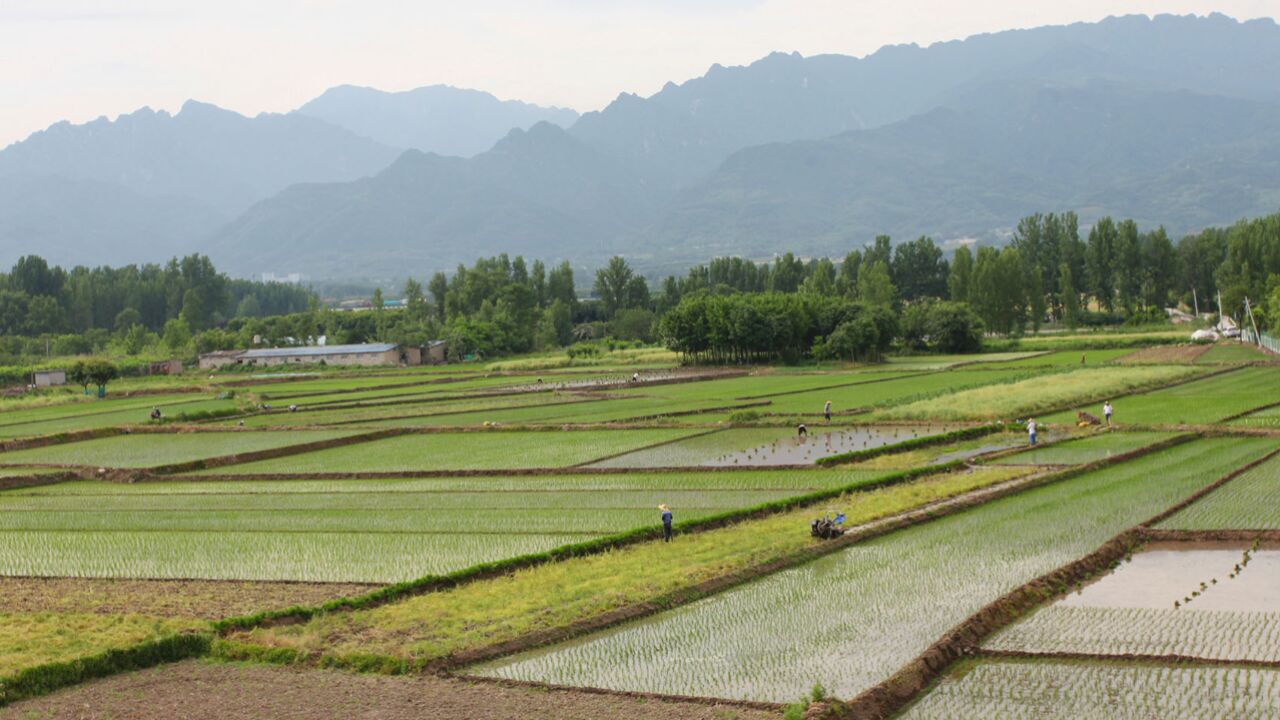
[33,370,67,387]
[425,340,449,364]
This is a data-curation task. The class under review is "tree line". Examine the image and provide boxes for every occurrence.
[0,254,312,337]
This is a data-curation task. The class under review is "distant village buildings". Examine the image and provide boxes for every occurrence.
[198,342,447,370]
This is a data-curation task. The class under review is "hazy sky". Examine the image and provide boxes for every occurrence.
[3,0,1278,148]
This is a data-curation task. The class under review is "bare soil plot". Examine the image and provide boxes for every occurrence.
[0,660,777,720]
[1114,343,1212,364]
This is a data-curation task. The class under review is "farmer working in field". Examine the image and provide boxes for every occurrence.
[659,504,673,542]
[823,400,832,423]
[797,422,808,438]
[1027,418,1038,446]
[1103,401,1114,428]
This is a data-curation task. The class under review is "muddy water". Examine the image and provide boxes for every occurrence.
[1060,544,1280,612]
[701,425,962,467]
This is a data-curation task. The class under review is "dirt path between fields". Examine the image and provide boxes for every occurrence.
[0,660,778,720]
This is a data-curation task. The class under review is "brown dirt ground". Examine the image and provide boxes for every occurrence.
[0,660,777,720]
[1114,343,1211,364]
[0,578,378,620]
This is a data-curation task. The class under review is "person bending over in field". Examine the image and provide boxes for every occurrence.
[659,504,673,542]
[797,423,808,438]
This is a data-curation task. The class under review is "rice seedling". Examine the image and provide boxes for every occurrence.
[898,658,1280,719]
[1159,454,1280,529]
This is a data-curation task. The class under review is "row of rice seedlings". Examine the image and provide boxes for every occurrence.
[1160,454,1280,529]
[898,659,1280,719]
[984,606,1280,662]
[201,428,703,474]
[0,507,726,535]
[763,368,1032,415]
[470,437,1275,702]
[987,431,1173,466]
[16,467,875,496]
[0,531,584,583]
[0,429,364,469]
[1176,540,1262,609]
[0,398,239,441]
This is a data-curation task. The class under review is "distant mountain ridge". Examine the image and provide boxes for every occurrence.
[295,84,579,157]
[5,12,1280,277]
[209,12,1280,278]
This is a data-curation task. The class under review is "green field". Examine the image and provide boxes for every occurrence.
[0,396,239,440]
[874,366,1200,421]
[988,431,1174,466]
[898,658,1280,719]
[0,466,891,582]
[1158,453,1280,529]
[0,430,364,469]
[199,429,702,474]
[761,368,1029,416]
[1196,343,1274,364]
[1043,367,1280,426]
[471,437,1272,702]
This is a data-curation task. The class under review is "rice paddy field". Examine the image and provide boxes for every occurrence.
[1043,366,1280,426]
[897,659,1280,719]
[2,342,1279,717]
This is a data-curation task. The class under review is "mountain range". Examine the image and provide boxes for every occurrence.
[4,12,1280,278]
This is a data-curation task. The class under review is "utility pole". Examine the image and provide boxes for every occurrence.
[1245,297,1261,347]
[1192,288,1199,317]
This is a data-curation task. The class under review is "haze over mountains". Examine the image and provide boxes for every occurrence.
[5,12,1280,279]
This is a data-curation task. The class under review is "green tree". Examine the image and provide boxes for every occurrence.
[85,358,119,397]
[892,236,948,300]
[122,324,149,355]
[1059,263,1081,329]
[162,318,192,353]
[857,261,897,306]
[948,246,973,302]
[235,293,262,318]
[427,272,449,321]
[403,278,428,320]
[1086,217,1118,311]
[594,256,635,318]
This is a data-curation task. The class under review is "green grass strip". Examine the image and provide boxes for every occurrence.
[0,633,210,707]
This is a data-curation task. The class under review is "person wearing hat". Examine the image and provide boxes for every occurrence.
[659,504,673,542]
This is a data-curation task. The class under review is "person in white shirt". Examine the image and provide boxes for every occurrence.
[1103,401,1113,427]
[1027,418,1038,446]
